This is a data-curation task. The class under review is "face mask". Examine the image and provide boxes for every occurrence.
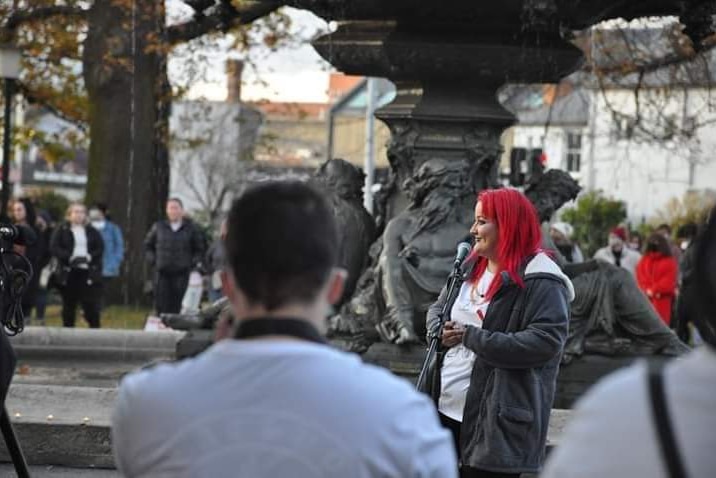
[92,220,106,229]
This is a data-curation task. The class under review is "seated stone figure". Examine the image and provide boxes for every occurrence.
[332,158,476,346]
[560,260,688,362]
[527,171,688,361]
[311,159,377,307]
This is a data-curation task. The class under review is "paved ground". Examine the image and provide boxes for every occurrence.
[0,464,120,476]
[12,358,149,389]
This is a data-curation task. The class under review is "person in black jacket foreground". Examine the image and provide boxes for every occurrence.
[50,203,104,328]
[144,198,206,315]
[427,188,574,478]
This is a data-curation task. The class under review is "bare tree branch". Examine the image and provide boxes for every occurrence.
[167,1,281,45]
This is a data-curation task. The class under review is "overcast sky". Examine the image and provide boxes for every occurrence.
[167,4,334,103]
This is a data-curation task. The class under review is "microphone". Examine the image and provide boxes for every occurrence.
[454,242,472,268]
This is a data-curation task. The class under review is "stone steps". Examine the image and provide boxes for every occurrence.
[0,381,572,469]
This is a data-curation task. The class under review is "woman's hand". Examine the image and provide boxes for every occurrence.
[441,321,465,347]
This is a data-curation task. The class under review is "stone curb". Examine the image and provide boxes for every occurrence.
[9,327,183,361]
[10,327,184,348]
[12,345,175,362]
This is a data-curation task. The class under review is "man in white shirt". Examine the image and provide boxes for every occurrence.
[113,182,457,478]
[542,210,716,478]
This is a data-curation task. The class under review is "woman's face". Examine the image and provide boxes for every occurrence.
[12,202,26,223]
[70,205,86,225]
[470,201,498,260]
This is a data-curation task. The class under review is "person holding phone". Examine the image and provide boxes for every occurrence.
[50,203,104,328]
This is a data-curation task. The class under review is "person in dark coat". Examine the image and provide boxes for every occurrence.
[33,211,54,325]
[144,198,206,315]
[50,203,104,328]
[11,198,43,320]
[204,220,227,303]
[672,222,699,342]
[427,188,573,478]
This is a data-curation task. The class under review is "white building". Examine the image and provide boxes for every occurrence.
[168,100,262,219]
[506,28,716,223]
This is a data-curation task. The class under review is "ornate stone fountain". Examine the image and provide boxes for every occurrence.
[266,1,710,341]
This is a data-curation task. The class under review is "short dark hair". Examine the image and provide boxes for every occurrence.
[644,232,672,256]
[225,182,338,311]
[93,202,108,215]
[656,223,672,234]
[167,197,184,209]
[676,222,698,240]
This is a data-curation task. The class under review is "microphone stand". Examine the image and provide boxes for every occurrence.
[416,259,463,393]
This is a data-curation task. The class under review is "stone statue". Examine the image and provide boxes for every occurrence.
[329,158,476,348]
[527,170,688,361]
[311,159,377,306]
[563,260,688,362]
[381,158,476,343]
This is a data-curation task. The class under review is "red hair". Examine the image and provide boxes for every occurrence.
[468,188,543,299]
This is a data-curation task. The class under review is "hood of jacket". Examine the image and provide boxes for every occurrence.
[525,252,576,302]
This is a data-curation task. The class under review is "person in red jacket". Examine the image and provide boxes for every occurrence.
[636,232,678,325]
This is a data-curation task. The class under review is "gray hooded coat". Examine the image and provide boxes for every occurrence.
[427,253,574,474]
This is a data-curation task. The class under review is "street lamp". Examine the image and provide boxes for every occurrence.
[0,44,21,218]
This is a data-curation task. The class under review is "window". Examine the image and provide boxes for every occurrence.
[683,116,697,138]
[656,114,677,140]
[565,132,582,173]
[611,116,635,140]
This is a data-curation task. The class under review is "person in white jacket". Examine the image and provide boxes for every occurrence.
[593,226,641,277]
[542,209,716,478]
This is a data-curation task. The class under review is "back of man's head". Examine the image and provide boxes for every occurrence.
[225,181,338,312]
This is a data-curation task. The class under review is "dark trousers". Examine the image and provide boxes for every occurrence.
[34,287,48,321]
[440,412,462,461]
[439,413,521,478]
[155,271,190,315]
[61,269,101,328]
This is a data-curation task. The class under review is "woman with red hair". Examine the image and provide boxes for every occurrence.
[427,188,574,478]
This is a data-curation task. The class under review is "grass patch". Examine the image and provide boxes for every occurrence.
[42,305,151,329]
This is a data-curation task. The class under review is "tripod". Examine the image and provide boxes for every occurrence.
[0,406,29,477]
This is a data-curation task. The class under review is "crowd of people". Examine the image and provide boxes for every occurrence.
[5,199,125,328]
[550,219,703,341]
[108,181,714,478]
[4,195,232,327]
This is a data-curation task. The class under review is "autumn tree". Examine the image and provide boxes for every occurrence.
[1,0,283,304]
